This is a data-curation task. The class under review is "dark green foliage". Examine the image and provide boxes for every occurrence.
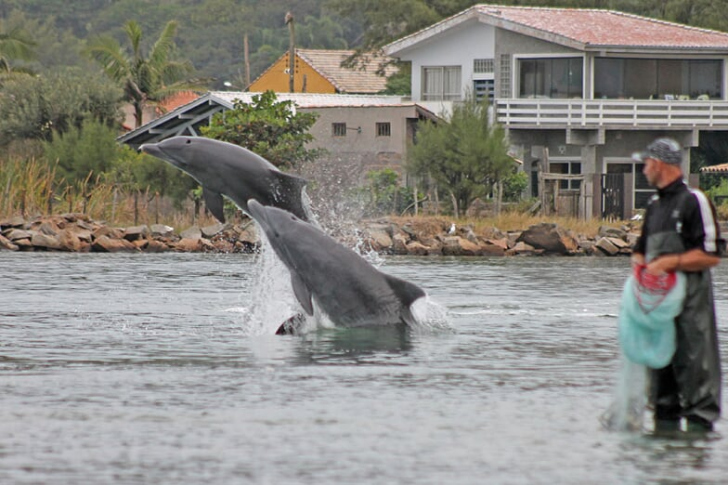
[43,119,120,185]
[201,90,323,170]
[358,168,416,216]
[407,95,512,216]
[0,68,122,144]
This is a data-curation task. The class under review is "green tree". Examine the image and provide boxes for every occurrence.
[43,118,120,185]
[0,19,36,80]
[201,90,323,170]
[0,68,122,145]
[85,19,203,129]
[407,95,512,217]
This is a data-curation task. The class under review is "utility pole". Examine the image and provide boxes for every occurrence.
[243,33,251,88]
[285,11,295,92]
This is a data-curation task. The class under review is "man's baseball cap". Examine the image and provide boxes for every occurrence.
[632,137,683,165]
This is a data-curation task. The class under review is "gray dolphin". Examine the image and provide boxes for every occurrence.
[139,136,310,222]
[246,199,426,330]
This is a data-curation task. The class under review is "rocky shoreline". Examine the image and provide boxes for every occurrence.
[0,213,638,256]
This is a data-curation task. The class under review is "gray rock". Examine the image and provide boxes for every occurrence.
[31,233,63,250]
[180,226,202,240]
[123,225,150,241]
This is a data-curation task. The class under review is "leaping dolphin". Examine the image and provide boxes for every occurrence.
[139,136,310,222]
[246,199,427,331]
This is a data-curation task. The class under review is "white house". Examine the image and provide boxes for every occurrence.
[385,5,728,218]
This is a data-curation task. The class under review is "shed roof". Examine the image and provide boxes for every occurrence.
[117,91,421,148]
[385,5,728,55]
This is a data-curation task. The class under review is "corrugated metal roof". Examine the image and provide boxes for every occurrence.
[210,91,406,107]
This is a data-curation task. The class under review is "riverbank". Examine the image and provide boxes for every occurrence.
[0,213,639,256]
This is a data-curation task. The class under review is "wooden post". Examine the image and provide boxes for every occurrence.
[285,12,295,93]
[243,33,251,88]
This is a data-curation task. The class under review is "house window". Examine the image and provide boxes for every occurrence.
[474,58,494,74]
[550,161,582,190]
[594,58,722,99]
[474,79,495,102]
[376,122,391,137]
[422,66,461,101]
[519,57,583,98]
[332,123,346,137]
[500,54,512,98]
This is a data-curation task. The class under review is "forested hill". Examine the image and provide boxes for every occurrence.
[0,0,363,89]
[2,0,728,90]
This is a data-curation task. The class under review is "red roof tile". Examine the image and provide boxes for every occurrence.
[476,5,728,49]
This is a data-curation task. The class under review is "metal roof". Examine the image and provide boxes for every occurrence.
[117,91,412,148]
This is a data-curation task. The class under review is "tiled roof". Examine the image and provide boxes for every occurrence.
[476,5,728,49]
[386,4,728,53]
[296,49,396,93]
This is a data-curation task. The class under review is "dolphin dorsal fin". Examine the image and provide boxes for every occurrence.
[203,188,226,223]
[291,272,314,316]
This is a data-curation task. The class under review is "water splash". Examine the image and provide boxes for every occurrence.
[410,295,453,333]
[600,353,648,432]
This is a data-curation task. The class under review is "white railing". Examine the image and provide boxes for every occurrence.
[495,98,728,128]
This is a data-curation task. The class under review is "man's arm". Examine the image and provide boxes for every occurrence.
[646,248,720,274]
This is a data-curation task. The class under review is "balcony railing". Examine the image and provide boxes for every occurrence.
[496,98,728,129]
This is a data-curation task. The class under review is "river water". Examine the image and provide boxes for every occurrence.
[2,252,728,484]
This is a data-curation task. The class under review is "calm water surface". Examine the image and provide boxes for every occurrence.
[2,252,728,484]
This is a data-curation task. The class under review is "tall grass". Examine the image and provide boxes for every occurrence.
[0,156,215,228]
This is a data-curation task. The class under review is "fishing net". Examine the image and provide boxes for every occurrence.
[601,266,686,431]
[618,266,686,369]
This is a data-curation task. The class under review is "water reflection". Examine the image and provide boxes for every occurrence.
[293,325,413,365]
[618,433,719,483]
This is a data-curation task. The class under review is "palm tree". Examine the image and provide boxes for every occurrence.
[85,20,205,128]
[0,23,37,81]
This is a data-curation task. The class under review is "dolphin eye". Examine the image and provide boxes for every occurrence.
[185,139,192,144]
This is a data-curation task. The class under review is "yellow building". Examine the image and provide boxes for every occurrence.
[248,49,396,94]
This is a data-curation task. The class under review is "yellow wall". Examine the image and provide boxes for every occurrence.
[248,53,337,93]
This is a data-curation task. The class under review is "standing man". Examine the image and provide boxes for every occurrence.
[632,137,723,433]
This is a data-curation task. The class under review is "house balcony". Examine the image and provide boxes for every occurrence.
[495,98,728,131]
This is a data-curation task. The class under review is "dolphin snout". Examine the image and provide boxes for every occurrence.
[139,143,161,157]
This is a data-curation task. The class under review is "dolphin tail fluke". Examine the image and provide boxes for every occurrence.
[203,188,226,223]
[271,171,309,220]
[385,274,427,326]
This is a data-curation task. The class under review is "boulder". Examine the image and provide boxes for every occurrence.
[516,223,577,255]
[0,233,18,251]
[180,226,202,240]
[406,241,429,256]
[123,225,150,241]
[57,228,86,252]
[150,224,175,238]
[595,237,620,256]
[392,233,409,255]
[598,225,627,240]
[31,233,63,250]
[174,237,204,252]
[366,226,393,251]
[144,240,171,253]
[92,235,138,252]
[4,229,33,241]
[201,222,226,238]
[0,216,26,229]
